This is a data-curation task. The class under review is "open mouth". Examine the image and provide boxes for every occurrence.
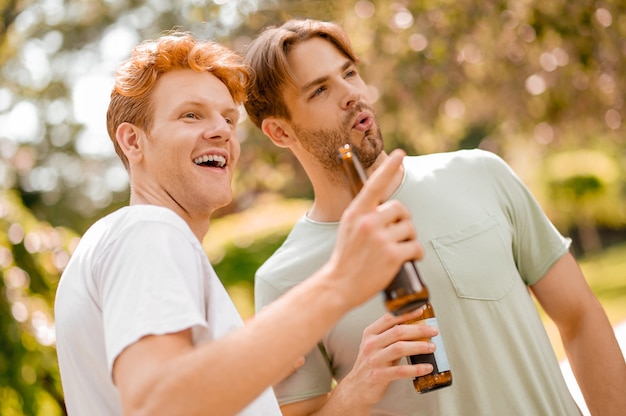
[352,112,373,132]
[193,154,227,168]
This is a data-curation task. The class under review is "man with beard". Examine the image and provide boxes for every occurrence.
[244,19,625,416]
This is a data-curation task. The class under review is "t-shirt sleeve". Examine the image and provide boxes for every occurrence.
[480,150,571,285]
[274,345,334,406]
[255,272,333,405]
[95,221,210,373]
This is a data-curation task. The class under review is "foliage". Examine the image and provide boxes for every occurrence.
[334,1,626,248]
[2,0,625,237]
[1,190,76,415]
[542,149,625,252]
[208,197,311,318]
[580,240,626,314]
[0,0,625,413]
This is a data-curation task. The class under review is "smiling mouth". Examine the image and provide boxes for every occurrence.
[193,154,226,168]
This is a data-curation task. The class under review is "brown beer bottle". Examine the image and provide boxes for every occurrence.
[337,143,452,394]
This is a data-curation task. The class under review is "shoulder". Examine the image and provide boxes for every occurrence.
[404,149,506,169]
[401,149,511,183]
[256,216,338,291]
[78,205,198,256]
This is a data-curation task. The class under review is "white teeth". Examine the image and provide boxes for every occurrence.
[194,154,226,168]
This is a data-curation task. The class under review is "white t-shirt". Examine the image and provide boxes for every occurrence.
[55,205,280,415]
[256,150,581,415]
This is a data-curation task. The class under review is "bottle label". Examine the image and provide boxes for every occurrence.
[424,317,450,372]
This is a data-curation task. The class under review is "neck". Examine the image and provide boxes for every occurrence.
[307,151,403,222]
[307,183,354,222]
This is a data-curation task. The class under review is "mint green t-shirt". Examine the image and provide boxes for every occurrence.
[255,149,580,415]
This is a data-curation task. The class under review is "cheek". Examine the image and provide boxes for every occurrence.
[231,139,242,166]
[298,113,339,134]
[364,84,377,103]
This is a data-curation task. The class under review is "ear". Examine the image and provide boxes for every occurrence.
[261,118,295,148]
[116,122,144,164]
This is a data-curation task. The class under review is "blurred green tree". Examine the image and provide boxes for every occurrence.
[1,190,75,415]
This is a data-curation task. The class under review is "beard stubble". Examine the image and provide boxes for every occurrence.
[292,106,384,185]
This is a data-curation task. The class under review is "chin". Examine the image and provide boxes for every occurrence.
[199,186,232,211]
[215,195,234,210]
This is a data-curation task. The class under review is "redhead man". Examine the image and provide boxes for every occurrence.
[54,30,430,416]
[245,19,626,416]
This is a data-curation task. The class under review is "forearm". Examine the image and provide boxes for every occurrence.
[128,264,350,416]
[279,377,373,416]
[561,301,626,416]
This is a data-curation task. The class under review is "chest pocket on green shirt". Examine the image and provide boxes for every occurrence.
[431,215,516,300]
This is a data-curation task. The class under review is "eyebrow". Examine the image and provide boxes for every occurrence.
[178,100,238,115]
[300,60,354,94]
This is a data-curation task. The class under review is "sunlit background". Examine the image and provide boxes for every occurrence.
[1,0,625,414]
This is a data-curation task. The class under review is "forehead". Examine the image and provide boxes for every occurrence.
[152,69,236,110]
[286,37,351,87]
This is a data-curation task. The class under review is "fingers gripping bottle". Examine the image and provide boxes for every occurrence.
[337,144,452,394]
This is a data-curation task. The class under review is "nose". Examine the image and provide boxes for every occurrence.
[203,115,232,141]
[340,82,361,110]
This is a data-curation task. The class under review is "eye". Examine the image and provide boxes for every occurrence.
[224,112,239,126]
[345,69,357,78]
[310,86,327,99]
[182,112,200,120]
